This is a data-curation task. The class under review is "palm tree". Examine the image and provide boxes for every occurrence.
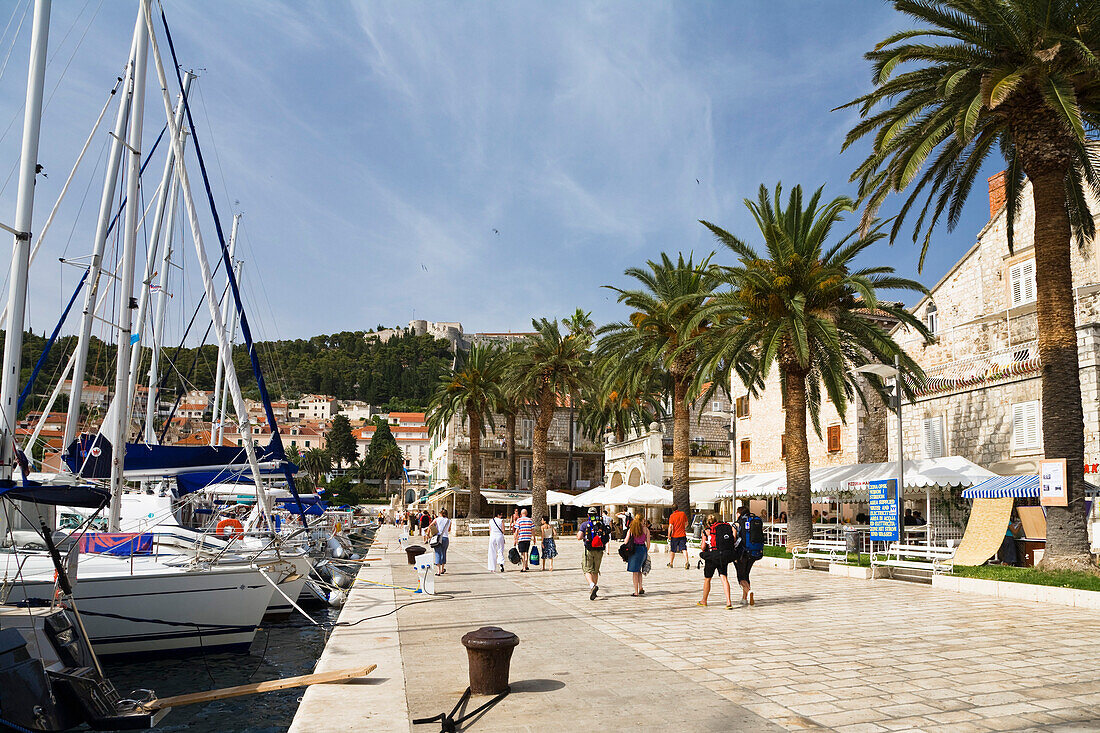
[841,0,1100,569]
[699,183,930,551]
[581,353,665,444]
[598,253,721,513]
[298,447,331,490]
[495,343,532,491]
[426,344,503,518]
[507,318,590,521]
[372,441,405,501]
[350,456,374,496]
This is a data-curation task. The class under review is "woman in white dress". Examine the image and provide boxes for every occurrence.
[487,508,507,572]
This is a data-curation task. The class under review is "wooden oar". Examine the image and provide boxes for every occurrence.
[143,665,377,710]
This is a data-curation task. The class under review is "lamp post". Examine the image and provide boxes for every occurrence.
[855,357,905,545]
[704,408,737,519]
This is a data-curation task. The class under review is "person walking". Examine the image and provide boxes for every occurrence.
[514,509,534,571]
[698,514,735,609]
[625,514,650,596]
[419,510,432,540]
[734,505,763,606]
[487,508,507,572]
[539,516,557,572]
[431,509,452,575]
[578,507,610,600]
[666,505,690,570]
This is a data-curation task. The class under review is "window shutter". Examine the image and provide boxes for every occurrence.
[740,439,751,463]
[923,416,944,458]
[1012,401,1039,450]
[1021,261,1035,303]
[827,425,841,452]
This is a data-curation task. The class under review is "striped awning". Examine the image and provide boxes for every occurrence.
[962,475,1038,498]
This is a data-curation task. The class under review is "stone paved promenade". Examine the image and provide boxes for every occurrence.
[294,526,1100,732]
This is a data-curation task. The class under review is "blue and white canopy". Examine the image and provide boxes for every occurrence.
[962,474,1038,498]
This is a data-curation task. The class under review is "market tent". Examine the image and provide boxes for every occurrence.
[602,482,673,506]
[517,490,573,506]
[962,475,1038,498]
[570,485,610,506]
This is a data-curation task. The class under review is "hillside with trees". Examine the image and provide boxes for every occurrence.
[1,328,454,416]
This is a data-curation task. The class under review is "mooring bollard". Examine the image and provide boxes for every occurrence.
[405,545,426,565]
[461,627,519,695]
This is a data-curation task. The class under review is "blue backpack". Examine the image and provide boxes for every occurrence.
[738,514,765,559]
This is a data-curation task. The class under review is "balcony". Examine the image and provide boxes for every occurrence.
[911,340,1039,398]
[662,438,730,458]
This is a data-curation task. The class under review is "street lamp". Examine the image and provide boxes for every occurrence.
[704,408,737,517]
[854,356,905,544]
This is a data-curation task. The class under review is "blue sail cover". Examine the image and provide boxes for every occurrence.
[0,478,109,508]
[64,434,282,479]
[174,463,298,495]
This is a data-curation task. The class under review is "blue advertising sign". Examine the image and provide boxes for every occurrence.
[869,478,899,542]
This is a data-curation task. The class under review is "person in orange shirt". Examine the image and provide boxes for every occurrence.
[666,506,690,570]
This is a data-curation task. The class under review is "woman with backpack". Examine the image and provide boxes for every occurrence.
[625,514,650,596]
[734,506,763,605]
[697,514,734,609]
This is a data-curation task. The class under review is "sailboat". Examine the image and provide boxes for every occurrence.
[1,0,303,659]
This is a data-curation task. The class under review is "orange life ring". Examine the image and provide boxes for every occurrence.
[216,518,244,538]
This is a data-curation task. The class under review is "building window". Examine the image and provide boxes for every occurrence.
[735,396,750,418]
[1012,401,1040,451]
[712,400,722,412]
[520,458,532,483]
[925,302,938,336]
[304,441,310,448]
[740,439,751,463]
[923,416,945,459]
[780,434,786,459]
[826,425,841,453]
[1009,260,1036,307]
[520,419,534,448]
[570,460,580,484]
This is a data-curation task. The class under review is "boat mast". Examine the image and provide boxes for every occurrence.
[107,12,150,531]
[210,212,240,446]
[144,162,183,446]
[126,72,193,434]
[0,0,50,481]
[142,0,273,529]
[63,15,144,450]
[216,255,243,446]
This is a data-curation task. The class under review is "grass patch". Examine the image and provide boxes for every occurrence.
[953,564,1100,592]
[764,545,792,559]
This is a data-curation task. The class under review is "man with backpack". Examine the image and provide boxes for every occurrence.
[697,513,736,609]
[577,507,610,600]
[734,505,764,606]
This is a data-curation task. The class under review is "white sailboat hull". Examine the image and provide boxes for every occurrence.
[3,555,275,657]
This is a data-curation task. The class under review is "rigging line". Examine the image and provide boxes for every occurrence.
[195,84,235,217]
[0,0,24,55]
[0,0,29,82]
[17,270,89,415]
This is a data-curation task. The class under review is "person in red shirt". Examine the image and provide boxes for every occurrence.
[666,507,690,570]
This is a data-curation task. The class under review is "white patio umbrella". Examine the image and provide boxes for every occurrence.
[570,485,609,506]
[517,490,573,506]
[603,482,674,506]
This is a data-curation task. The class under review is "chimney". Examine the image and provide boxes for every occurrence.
[987,170,1006,219]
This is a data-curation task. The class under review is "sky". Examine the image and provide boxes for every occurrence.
[0,0,1002,344]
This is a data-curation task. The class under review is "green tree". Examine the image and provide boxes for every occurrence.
[598,253,721,514]
[373,441,405,500]
[699,183,930,551]
[298,447,331,489]
[507,319,590,521]
[326,414,357,469]
[841,0,1100,570]
[426,344,504,518]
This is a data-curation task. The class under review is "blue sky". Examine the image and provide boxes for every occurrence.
[0,1,1000,342]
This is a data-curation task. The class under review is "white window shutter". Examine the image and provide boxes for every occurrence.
[1012,401,1039,450]
[1022,261,1035,303]
[923,416,944,458]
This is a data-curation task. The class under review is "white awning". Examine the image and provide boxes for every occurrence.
[517,490,573,506]
[570,485,610,506]
[602,482,673,506]
[714,457,997,499]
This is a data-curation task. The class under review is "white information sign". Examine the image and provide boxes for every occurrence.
[1039,459,1068,507]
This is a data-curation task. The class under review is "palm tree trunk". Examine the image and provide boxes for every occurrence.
[783,364,812,552]
[468,410,483,519]
[1029,168,1093,569]
[531,386,554,522]
[506,412,517,490]
[671,370,691,514]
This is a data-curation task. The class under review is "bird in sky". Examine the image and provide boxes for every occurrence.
[695,178,700,184]
[492,228,499,235]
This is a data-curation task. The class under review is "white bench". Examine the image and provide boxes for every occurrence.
[467,521,492,536]
[792,539,849,567]
[871,543,955,575]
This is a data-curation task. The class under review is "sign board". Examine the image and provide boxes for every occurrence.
[868,478,899,542]
[1039,459,1068,507]
[576,479,591,489]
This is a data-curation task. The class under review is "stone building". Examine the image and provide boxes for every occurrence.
[429,405,604,494]
[891,173,1100,477]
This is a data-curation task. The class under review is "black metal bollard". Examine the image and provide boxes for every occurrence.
[461,627,519,695]
[406,545,426,565]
